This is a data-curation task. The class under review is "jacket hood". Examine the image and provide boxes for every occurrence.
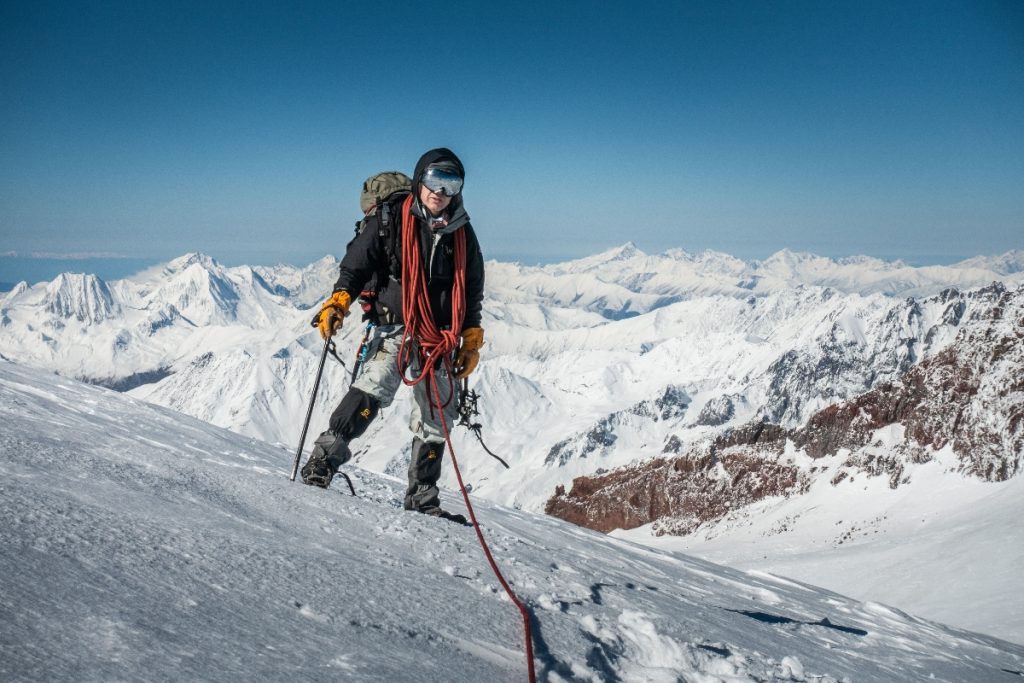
[412,148,467,218]
[413,148,465,186]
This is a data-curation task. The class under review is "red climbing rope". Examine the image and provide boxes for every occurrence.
[398,194,537,682]
[397,194,465,388]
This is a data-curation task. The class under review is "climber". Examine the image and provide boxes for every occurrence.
[301,148,485,525]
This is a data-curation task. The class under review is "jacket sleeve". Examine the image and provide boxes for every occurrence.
[332,216,385,297]
[463,225,485,329]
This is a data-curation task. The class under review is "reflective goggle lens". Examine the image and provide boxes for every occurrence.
[421,167,464,196]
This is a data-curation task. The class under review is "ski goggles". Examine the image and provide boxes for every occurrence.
[421,166,464,196]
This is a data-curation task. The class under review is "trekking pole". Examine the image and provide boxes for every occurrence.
[289,319,335,482]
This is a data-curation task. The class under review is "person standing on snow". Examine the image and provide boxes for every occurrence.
[301,148,485,524]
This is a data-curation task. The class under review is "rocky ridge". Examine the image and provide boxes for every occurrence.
[546,282,1024,534]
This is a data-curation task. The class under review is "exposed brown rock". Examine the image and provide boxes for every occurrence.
[712,421,788,453]
[544,451,807,535]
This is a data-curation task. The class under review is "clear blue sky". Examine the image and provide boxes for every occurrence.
[1,0,1022,283]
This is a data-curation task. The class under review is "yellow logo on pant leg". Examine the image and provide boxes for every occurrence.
[428,450,437,460]
[360,408,371,418]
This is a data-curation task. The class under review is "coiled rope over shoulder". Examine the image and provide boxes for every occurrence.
[397,194,536,682]
[397,194,465,386]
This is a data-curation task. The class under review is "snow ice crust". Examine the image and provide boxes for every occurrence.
[2,360,1023,681]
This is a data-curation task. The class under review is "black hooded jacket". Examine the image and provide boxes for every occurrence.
[331,148,485,329]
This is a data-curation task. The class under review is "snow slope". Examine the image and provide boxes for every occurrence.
[3,360,1024,682]
[617,446,1024,645]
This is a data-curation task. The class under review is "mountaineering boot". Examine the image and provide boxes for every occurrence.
[300,430,352,488]
[403,438,470,524]
[300,456,333,488]
[404,438,445,511]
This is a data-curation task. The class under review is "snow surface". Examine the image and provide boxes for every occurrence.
[3,360,1024,681]
[617,444,1024,645]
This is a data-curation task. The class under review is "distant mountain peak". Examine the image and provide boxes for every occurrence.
[588,242,643,264]
[758,248,817,267]
[610,241,640,258]
[166,252,220,274]
[42,272,119,324]
[954,250,1024,275]
[2,281,29,302]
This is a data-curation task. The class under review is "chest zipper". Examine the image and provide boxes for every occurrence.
[428,232,443,281]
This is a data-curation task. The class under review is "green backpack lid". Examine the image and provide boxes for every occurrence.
[359,171,412,214]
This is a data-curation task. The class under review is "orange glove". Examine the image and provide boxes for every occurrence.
[317,291,351,339]
[454,327,484,379]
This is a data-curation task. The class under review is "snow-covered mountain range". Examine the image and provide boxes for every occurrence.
[3,359,1023,681]
[548,281,1023,529]
[2,245,1022,644]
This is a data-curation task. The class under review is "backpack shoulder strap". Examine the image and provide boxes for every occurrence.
[376,191,409,281]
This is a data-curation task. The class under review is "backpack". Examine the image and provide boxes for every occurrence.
[353,171,412,320]
[359,171,412,215]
